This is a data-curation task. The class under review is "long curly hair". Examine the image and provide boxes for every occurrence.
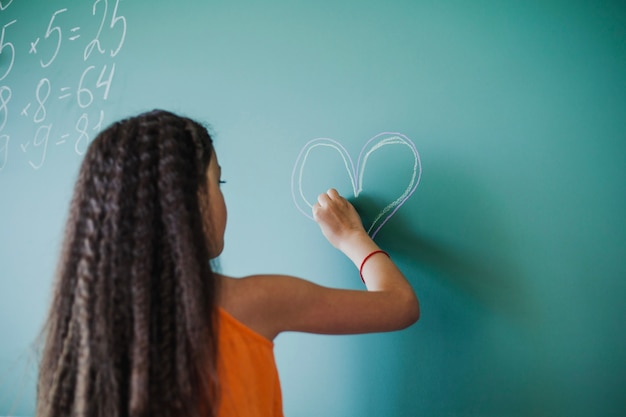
[36,110,220,417]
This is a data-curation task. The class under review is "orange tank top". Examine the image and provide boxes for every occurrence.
[216,307,284,417]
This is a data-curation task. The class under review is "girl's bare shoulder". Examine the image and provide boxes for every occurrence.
[215,273,290,340]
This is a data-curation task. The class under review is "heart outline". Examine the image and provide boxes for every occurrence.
[291,132,422,238]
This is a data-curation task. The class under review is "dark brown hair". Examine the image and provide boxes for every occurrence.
[36,110,219,417]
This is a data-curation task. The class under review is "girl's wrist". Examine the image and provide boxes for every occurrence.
[337,230,379,266]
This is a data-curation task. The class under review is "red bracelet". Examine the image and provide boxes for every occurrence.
[359,250,390,283]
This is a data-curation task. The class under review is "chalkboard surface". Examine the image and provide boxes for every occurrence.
[1,1,625,416]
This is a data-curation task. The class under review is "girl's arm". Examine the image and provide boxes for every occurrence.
[227,189,419,339]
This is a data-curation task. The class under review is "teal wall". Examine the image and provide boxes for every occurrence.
[1,0,625,415]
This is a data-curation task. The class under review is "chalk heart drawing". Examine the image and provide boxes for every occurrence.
[291,132,422,238]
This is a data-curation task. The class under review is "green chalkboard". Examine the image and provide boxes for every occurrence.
[1,1,625,416]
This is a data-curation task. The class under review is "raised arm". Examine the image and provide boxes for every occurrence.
[224,189,419,339]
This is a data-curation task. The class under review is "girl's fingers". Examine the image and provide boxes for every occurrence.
[327,188,340,199]
[317,192,330,207]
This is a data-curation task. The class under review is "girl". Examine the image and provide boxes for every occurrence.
[36,110,419,417]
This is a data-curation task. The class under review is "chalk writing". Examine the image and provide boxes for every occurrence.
[29,124,52,170]
[0,0,14,11]
[108,0,127,57]
[291,133,422,238]
[84,0,126,61]
[0,0,127,171]
[74,113,90,155]
[33,79,51,123]
[40,9,68,68]
[69,27,81,42]
[84,0,107,59]
[0,19,17,81]
[0,86,10,131]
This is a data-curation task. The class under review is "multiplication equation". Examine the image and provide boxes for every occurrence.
[0,0,127,171]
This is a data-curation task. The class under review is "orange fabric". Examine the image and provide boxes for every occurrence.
[216,308,284,417]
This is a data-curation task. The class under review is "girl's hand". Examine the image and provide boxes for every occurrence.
[312,189,367,250]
